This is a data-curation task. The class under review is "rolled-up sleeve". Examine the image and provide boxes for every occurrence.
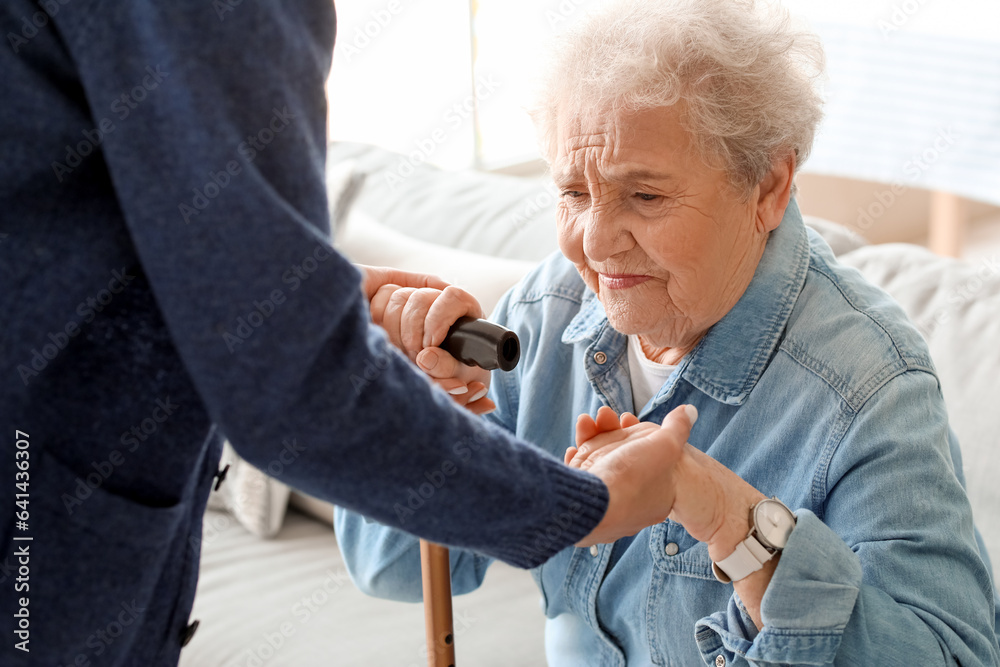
[696,370,999,666]
[696,512,863,665]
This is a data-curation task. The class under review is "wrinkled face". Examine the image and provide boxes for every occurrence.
[553,105,772,352]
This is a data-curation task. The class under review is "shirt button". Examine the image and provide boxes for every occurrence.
[715,655,726,667]
[180,619,200,647]
[593,351,607,365]
[664,542,679,556]
[589,545,599,557]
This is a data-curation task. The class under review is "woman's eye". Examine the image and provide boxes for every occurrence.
[635,192,659,202]
[561,190,587,198]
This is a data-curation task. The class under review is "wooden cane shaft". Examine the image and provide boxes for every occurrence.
[420,540,456,667]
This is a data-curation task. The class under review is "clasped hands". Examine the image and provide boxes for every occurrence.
[359,266,766,560]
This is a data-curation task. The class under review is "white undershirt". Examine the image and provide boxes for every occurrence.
[626,335,678,413]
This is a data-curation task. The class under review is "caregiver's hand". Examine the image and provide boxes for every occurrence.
[368,282,495,415]
[574,405,692,546]
[571,405,773,628]
[570,405,766,541]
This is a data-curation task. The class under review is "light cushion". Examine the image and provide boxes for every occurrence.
[330,141,560,261]
[802,215,868,256]
[183,510,546,666]
[206,441,291,538]
[336,210,538,317]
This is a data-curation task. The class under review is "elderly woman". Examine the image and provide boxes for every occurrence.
[337,0,1000,664]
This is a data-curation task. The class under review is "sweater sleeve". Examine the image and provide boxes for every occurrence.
[333,290,527,600]
[50,0,606,568]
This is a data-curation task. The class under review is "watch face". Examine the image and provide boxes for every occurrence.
[754,499,795,550]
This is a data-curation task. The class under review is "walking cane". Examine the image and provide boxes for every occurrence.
[421,318,521,667]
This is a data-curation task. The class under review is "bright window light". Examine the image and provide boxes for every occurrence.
[327,0,475,170]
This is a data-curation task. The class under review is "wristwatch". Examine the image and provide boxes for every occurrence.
[712,497,796,584]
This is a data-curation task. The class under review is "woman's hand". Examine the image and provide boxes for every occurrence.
[570,404,774,628]
[571,405,691,543]
[569,405,764,544]
[368,282,495,414]
[565,406,644,465]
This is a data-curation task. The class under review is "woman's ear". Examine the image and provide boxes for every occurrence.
[755,151,795,234]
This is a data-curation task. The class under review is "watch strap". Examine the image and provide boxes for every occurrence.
[712,535,775,584]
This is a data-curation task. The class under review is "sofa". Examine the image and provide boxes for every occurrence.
[180,143,1000,666]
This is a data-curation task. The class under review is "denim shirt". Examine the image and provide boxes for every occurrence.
[336,200,999,665]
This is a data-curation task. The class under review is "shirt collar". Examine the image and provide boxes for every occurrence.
[561,289,607,344]
[562,199,810,406]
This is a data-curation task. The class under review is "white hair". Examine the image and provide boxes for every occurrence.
[530,0,825,198]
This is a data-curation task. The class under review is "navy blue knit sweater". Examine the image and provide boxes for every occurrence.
[0,1,607,664]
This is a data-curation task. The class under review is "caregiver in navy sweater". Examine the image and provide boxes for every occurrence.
[0,1,694,664]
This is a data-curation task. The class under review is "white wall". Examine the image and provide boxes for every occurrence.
[327,0,475,170]
[327,0,1000,199]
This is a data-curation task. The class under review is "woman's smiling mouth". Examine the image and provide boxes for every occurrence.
[598,273,652,290]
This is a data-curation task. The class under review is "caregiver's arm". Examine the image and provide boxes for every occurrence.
[335,506,494,602]
[334,399,507,603]
[335,286,535,602]
[53,1,701,566]
[370,282,699,546]
[335,369,694,603]
[50,0,610,568]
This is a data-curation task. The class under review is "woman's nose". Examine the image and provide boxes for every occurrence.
[582,201,632,263]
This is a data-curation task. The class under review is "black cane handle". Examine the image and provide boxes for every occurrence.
[439,317,520,372]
